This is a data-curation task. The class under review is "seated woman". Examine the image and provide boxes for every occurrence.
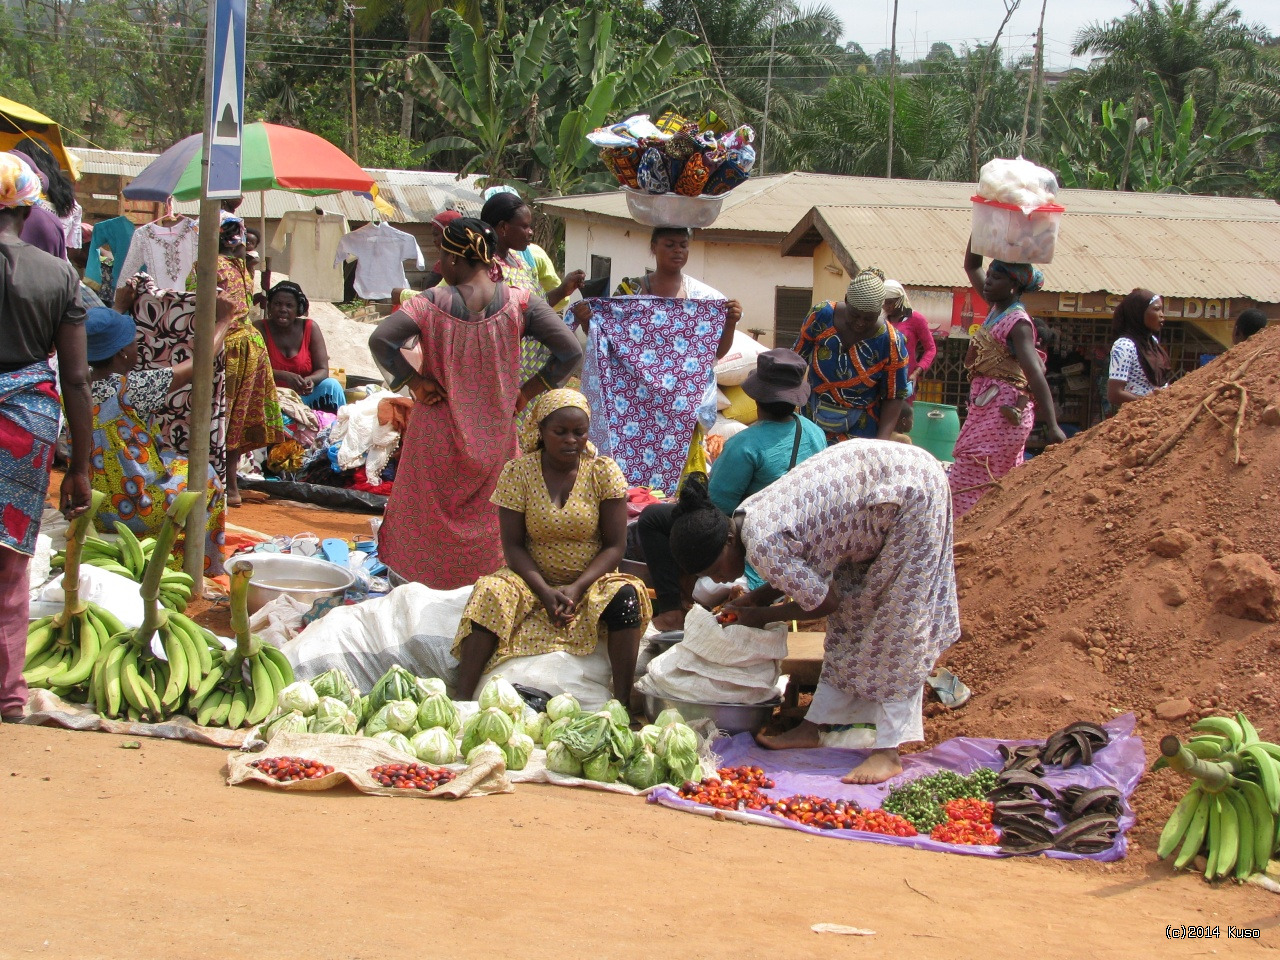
[452,389,652,703]
[84,302,234,575]
[638,348,827,631]
[254,280,346,412]
[794,267,909,445]
[669,441,959,784]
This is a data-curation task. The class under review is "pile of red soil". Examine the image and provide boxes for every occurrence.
[925,325,1280,860]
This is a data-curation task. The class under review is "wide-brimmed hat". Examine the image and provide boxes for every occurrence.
[741,348,810,407]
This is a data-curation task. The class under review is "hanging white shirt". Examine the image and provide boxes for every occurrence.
[333,222,424,300]
[118,219,199,291]
[270,211,350,302]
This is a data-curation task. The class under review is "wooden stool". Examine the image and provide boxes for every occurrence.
[781,631,825,714]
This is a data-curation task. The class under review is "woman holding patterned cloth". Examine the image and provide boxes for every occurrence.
[669,440,959,784]
[189,218,284,505]
[794,267,909,444]
[949,241,1065,517]
[369,218,581,591]
[452,390,651,702]
[84,305,232,574]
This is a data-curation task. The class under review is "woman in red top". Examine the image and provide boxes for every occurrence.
[254,281,347,411]
[882,279,936,432]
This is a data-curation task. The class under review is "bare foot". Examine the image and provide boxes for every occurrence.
[756,719,822,750]
[840,748,903,784]
[651,610,685,632]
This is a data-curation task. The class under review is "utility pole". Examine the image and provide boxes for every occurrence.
[347,2,360,163]
[759,9,778,176]
[1020,0,1047,156]
[1033,0,1048,141]
[886,0,899,177]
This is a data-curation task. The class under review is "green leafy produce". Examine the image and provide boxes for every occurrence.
[466,741,500,764]
[479,675,525,719]
[546,694,580,722]
[524,712,548,745]
[561,712,613,761]
[278,681,320,716]
[545,740,583,776]
[369,666,422,713]
[622,747,668,790]
[503,731,535,771]
[881,768,1000,831]
[309,711,358,735]
[411,727,458,765]
[603,699,630,727]
[638,724,663,751]
[654,708,686,728]
[416,692,460,734]
[582,750,620,783]
[657,722,698,761]
[666,752,703,786]
[261,710,309,741]
[363,704,393,737]
[612,725,638,763]
[357,695,371,725]
[475,707,515,745]
[544,716,572,745]
[371,730,414,756]
[310,669,361,712]
[384,699,419,735]
[314,696,351,722]
[416,676,447,699]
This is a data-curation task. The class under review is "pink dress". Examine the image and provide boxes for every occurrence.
[948,304,1041,517]
[895,310,937,379]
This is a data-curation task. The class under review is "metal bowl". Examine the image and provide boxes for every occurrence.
[642,692,779,736]
[232,554,356,614]
[649,630,684,652]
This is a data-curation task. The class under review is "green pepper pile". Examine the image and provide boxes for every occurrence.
[881,768,1000,831]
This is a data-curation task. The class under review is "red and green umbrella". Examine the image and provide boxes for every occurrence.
[123,122,376,201]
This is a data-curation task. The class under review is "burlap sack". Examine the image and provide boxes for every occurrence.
[226,733,512,798]
[679,605,789,667]
[20,688,249,748]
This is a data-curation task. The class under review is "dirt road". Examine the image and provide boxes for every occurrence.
[2,723,1275,960]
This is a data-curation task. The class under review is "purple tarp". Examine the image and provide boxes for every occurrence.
[648,714,1145,861]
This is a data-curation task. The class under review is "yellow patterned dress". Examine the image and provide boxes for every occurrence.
[453,451,652,670]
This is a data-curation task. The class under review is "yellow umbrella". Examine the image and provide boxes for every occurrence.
[0,96,78,177]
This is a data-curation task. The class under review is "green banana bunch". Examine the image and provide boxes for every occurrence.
[50,529,193,612]
[1155,713,1280,882]
[185,560,293,729]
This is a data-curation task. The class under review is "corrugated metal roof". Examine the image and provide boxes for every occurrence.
[72,148,484,222]
[787,204,1280,301]
[539,171,1280,234]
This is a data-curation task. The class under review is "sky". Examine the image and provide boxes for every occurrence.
[828,0,1280,72]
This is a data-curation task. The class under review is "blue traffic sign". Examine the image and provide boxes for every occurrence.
[206,0,246,199]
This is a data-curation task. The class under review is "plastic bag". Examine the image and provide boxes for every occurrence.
[976,157,1059,214]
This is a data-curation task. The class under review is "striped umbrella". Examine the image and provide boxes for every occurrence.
[122,122,376,201]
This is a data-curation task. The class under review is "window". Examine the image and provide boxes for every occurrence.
[773,286,814,347]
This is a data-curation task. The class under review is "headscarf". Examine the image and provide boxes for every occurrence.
[519,388,594,455]
[85,307,137,363]
[883,278,912,312]
[440,216,496,265]
[431,209,462,231]
[219,216,245,251]
[1112,288,1171,388]
[989,260,1044,294]
[669,473,731,575]
[0,152,43,208]
[845,267,887,313]
[267,280,309,317]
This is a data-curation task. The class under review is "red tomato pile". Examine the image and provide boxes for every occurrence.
[369,763,457,791]
[930,798,999,845]
[250,756,335,782]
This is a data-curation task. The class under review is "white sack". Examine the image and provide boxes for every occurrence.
[29,565,145,628]
[713,331,769,387]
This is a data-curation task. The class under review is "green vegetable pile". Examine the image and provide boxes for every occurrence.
[881,768,1000,831]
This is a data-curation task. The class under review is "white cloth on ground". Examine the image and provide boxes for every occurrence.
[806,680,924,749]
[118,219,199,290]
[269,212,349,302]
[330,388,401,479]
[333,222,424,300]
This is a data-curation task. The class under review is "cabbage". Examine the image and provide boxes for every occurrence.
[314,696,351,722]
[582,750,620,783]
[544,716,572,745]
[309,711,358,735]
[561,712,612,761]
[416,676,447,699]
[638,724,663,751]
[410,727,458,765]
[603,699,630,727]
[478,676,524,719]
[666,752,703,786]
[384,699,419,735]
[546,694,580,722]
[372,730,415,756]
[363,704,392,737]
[654,707,685,727]
[463,708,514,756]
[416,692,460,734]
[357,695,371,725]
[466,740,501,765]
[612,725,638,762]
[524,712,548,745]
[310,669,360,711]
[503,732,535,771]
[657,722,699,761]
[545,740,583,777]
[261,710,309,741]
[622,747,669,790]
[277,681,320,716]
[368,666,422,713]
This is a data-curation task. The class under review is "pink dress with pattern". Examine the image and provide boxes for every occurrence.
[948,306,1039,517]
[740,440,959,704]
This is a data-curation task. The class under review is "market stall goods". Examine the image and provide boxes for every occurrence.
[1155,712,1280,881]
[50,527,195,612]
[588,112,756,199]
[369,763,457,791]
[250,756,335,782]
